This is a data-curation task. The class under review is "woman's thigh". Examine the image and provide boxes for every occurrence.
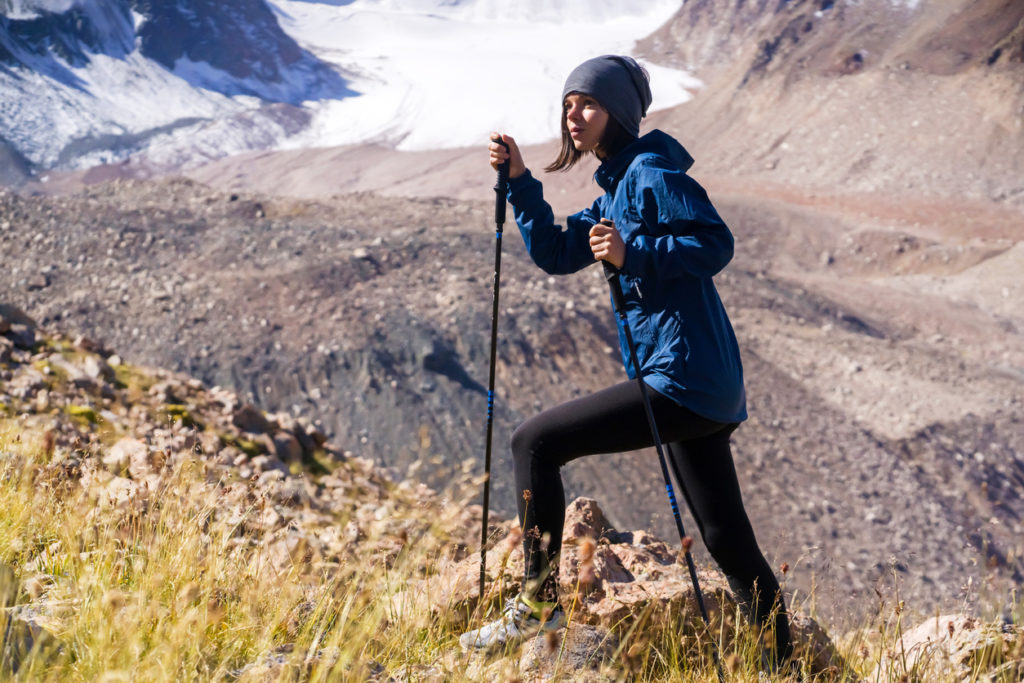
[511,380,726,467]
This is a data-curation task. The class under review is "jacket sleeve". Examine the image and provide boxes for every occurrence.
[620,160,734,280]
[507,170,598,275]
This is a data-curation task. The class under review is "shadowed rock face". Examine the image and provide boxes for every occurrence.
[0,0,346,102]
[135,0,303,83]
[0,2,135,69]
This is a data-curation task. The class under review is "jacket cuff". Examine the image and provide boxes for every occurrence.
[622,236,648,277]
[506,168,536,200]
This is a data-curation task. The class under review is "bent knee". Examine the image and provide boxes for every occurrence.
[511,419,562,466]
[511,421,541,461]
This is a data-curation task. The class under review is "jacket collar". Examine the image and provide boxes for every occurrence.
[593,129,695,193]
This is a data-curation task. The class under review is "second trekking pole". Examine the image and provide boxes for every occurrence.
[600,230,725,683]
[479,137,510,602]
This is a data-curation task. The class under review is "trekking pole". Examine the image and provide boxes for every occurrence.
[479,136,510,602]
[600,240,726,683]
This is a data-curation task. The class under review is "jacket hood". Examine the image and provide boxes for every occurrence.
[595,129,695,192]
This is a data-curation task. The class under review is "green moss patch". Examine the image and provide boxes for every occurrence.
[163,404,201,429]
[65,405,100,425]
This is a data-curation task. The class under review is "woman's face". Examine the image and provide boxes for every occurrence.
[564,93,609,154]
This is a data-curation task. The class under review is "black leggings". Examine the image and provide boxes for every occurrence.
[511,380,792,659]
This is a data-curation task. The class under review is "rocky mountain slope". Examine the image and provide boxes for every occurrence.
[640,0,1024,206]
[1,301,435,582]
[2,0,1022,633]
[5,306,1023,681]
[2,175,1022,629]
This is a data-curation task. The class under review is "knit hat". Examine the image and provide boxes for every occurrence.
[561,55,653,138]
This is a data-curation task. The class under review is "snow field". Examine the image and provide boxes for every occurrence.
[274,0,701,151]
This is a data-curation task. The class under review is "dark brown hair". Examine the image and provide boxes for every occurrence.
[544,99,638,173]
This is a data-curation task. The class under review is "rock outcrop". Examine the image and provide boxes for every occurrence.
[0,303,479,610]
[397,497,844,678]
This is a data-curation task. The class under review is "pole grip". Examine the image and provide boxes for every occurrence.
[602,260,627,314]
[493,137,510,226]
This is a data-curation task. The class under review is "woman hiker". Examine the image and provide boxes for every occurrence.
[459,55,794,668]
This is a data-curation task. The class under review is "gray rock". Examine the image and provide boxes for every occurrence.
[272,433,303,465]
[8,368,45,400]
[0,304,34,332]
[251,455,288,475]
[25,274,49,291]
[82,355,115,382]
[1,606,60,674]
[270,479,310,506]
[233,404,272,434]
[102,438,141,474]
[233,646,343,682]
[519,623,618,680]
[5,324,35,350]
[876,613,1024,681]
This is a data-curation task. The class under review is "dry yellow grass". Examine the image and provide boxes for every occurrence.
[0,356,1020,681]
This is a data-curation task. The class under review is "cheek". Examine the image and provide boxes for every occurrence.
[589,112,609,136]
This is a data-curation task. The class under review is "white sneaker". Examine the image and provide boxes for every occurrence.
[459,595,564,652]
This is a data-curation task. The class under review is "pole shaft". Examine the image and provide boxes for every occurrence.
[479,230,502,595]
[480,139,510,601]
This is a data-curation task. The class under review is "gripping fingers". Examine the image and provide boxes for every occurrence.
[589,232,609,261]
[488,148,508,170]
[489,133,512,170]
[488,134,504,168]
[589,219,623,267]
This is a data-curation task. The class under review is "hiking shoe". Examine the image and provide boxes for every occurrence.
[459,595,564,652]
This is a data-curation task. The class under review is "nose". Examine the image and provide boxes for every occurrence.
[566,102,582,123]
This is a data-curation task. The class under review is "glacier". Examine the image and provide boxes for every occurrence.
[0,0,699,174]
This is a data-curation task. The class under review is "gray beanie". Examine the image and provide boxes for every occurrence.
[561,55,653,138]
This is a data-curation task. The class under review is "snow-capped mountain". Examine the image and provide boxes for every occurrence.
[0,0,695,180]
[0,0,348,173]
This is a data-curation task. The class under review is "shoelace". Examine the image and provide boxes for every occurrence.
[502,597,531,623]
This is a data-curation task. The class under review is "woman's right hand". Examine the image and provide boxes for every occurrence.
[488,133,526,180]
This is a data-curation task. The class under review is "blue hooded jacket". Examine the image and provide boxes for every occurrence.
[506,129,746,424]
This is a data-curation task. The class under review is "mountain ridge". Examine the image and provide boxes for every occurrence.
[0,0,349,172]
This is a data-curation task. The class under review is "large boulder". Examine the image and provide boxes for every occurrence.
[393,497,844,676]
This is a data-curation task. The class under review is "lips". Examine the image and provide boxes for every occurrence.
[570,127,584,137]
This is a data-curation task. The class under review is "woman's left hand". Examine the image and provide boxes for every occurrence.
[589,219,625,269]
